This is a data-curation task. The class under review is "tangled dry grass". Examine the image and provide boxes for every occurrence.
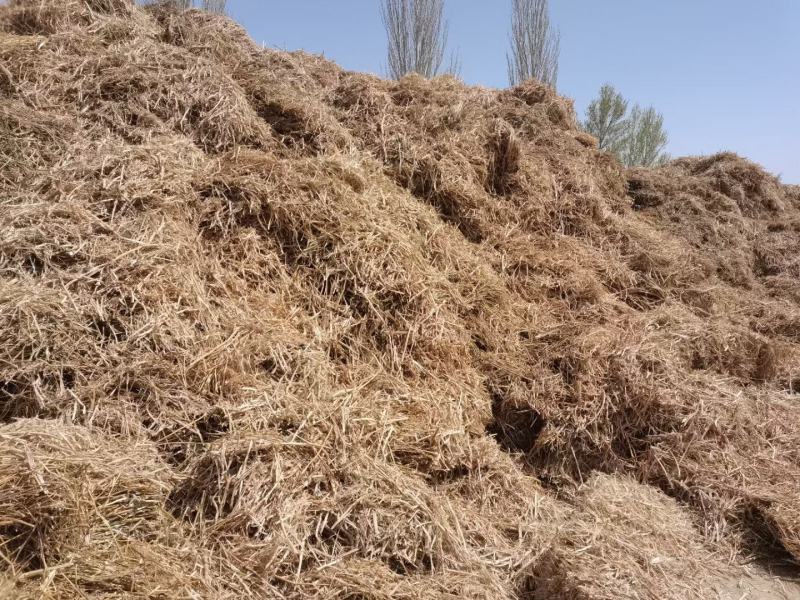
[1,1,799,598]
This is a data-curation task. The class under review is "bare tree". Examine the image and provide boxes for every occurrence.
[142,0,193,10]
[147,0,225,12]
[381,0,454,79]
[201,0,226,14]
[507,0,560,88]
[583,84,629,155]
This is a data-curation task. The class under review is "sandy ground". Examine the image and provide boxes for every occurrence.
[715,565,800,600]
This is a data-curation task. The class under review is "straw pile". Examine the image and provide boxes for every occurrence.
[1,1,798,598]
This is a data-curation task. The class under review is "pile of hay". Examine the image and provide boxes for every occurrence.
[1,1,798,598]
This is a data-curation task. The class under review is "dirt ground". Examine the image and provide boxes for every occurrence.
[715,565,800,600]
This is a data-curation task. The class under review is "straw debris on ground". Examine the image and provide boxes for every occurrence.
[1,1,799,598]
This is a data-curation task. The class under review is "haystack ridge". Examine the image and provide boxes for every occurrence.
[1,1,799,598]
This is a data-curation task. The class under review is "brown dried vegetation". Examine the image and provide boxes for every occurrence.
[0,2,799,598]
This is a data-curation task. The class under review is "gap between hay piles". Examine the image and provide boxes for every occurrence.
[1,1,800,598]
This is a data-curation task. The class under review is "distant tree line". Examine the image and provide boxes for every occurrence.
[380,0,558,86]
[380,0,558,85]
[380,0,669,167]
[158,0,669,167]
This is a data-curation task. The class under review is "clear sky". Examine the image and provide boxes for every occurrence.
[227,1,799,183]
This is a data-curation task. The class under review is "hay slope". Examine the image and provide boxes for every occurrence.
[1,1,799,598]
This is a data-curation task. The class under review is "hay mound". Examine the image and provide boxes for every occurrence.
[533,473,731,599]
[1,1,799,597]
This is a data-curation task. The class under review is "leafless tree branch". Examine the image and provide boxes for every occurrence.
[507,0,560,88]
[381,0,454,79]
[201,0,227,15]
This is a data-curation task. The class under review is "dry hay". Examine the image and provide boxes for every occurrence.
[1,1,799,598]
[533,473,732,600]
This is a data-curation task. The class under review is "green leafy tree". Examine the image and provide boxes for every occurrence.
[507,0,560,87]
[582,83,628,156]
[621,105,669,167]
[583,85,669,167]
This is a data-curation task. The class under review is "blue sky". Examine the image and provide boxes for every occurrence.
[227,1,799,182]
